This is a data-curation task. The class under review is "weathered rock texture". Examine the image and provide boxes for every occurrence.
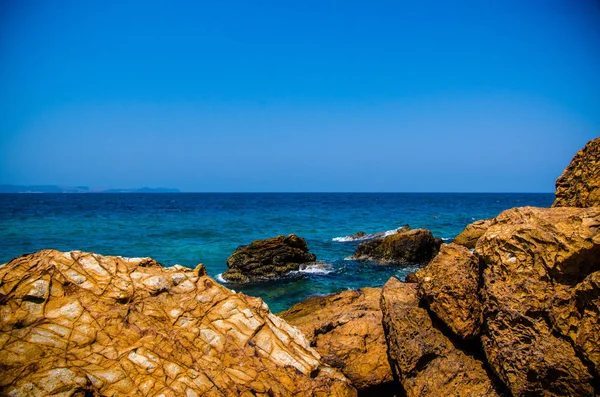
[416,243,482,339]
[279,288,395,394]
[453,219,493,249]
[351,229,442,265]
[553,136,600,208]
[476,206,600,396]
[381,277,500,397]
[222,234,317,283]
[0,250,356,397]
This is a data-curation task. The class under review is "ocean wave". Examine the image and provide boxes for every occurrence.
[441,237,452,241]
[215,273,227,283]
[332,227,406,242]
[291,263,333,275]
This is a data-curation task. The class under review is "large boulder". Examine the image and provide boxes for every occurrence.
[416,243,482,339]
[476,206,600,396]
[222,234,317,283]
[0,250,356,397]
[553,136,600,208]
[351,228,442,265]
[279,288,396,394]
[453,219,493,249]
[380,277,500,397]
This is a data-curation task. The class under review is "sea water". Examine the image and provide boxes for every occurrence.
[0,193,553,312]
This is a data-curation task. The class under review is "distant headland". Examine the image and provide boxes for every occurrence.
[0,185,181,193]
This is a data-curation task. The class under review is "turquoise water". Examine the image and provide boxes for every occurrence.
[0,193,553,312]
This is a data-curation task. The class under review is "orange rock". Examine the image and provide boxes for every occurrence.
[476,206,600,396]
[416,243,482,339]
[553,136,600,208]
[279,288,396,393]
[453,219,493,249]
[381,277,500,397]
[0,250,357,396]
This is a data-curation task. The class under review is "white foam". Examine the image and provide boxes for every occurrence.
[215,273,227,283]
[291,263,333,275]
[441,237,452,241]
[332,235,366,242]
[333,226,407,243]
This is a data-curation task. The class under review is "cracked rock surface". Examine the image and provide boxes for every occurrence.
[416,243,482,339]
[553,136,600,208]
[278,288,394,393]
[476,206,600,396]
[0,250,356,396]
[381,277,500,397]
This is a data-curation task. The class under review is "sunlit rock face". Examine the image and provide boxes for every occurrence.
[279,287,396,394]
[553,136,600,208]
[0,250,356,397]
[476,206,600,396]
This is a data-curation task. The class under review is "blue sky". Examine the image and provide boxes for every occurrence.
[1,0,599,192]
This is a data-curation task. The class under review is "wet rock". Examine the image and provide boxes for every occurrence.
[553,136,600,208]
[222,234,317,283]
[476,206,600,396]
[380,277,500,397]
[0,250,357,397]
[279,288,395,393]
[453,219,493,249]
[351,229,442,265]
[416,243,482,339]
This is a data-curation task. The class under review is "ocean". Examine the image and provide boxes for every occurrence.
[0,193,553,312]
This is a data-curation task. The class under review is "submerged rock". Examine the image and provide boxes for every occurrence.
[416,243,482,339]
[222,234,317,283]
[0,250,356,397]
[351,228,442,265]
[553,136,600,208]
[380,277,500,397]
[279,288,395,394]
[476,206,600,396]
[453,219,493,249]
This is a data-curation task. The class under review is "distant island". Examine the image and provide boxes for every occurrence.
[0,185,181,193]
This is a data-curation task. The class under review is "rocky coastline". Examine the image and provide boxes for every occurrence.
[1,137,599,396]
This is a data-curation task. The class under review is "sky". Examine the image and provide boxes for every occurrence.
[1,0,599,192]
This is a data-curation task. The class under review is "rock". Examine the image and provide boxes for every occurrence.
[222,234,317,283]
[380,277,500,397]
[550,271,600,378]
[416,243,482,339]
[404,272,419,283]
[453,219,493,249]
[476,206,600,396]
[279,288,395,394]
[553,137,600,208]
[351,228,442,265]
[350,231,368,239]
[0,250,357,397]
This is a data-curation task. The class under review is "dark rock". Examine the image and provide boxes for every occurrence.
[351,228,442,265]
[553,137,600,208]
[416,243,482,339]
[380,277,500,397]
[404,272,419,283]
[222,234,317,283]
